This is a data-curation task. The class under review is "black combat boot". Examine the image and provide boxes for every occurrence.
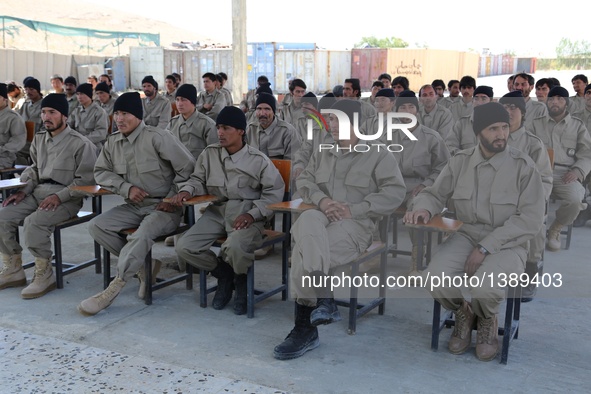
[273,303,319,360]
[573,205,591,227]
[233,274,247,315]
[308,270,342,326]
[210,258,234,310]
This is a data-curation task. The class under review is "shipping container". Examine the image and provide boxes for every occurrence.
[130,47,184,89]
[351,49,389,91]
[515,57,537,74]
[275,50,315,93]
[314,50,351,93]
[106,56,130,92]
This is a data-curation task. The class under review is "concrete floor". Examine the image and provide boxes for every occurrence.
[1,194,590,393]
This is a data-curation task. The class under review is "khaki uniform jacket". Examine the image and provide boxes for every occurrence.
[293,114,333,172]
[179,144,284,222]
[245,117,300,160]
[220,87,233,106]
[419,103,454,139]
[0,105,27,168]
[95,122,195,202]
[18,99,43,133]
[20,126,97,202]
[358,98,378,121]
[390,125,450,188]
[531,113,591,180]
[196,89,227,121]
[142,94,171,130]
[297,145,406,233]
[445,114,478,155]
[572,107,591,133]
[166,110,218,160]
[449,99,473,122]
[162,89,177,104]
[508,126,553,199]
[412,145,545,254]
[67,95,79,116]
[278,101,305,127]
[439,96,459,110]
[524,99,548,131]
[99,97,116,115]
[68,102,109,148]
[569,96,585,116]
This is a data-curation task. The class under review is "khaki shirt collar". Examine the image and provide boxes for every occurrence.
[472,143,507,171]
[222,143,248,163]
[114,121,146,144]
[182,109,199,127]
[258,117,278,133]
[509,126,526,141]
[45,125,72,144]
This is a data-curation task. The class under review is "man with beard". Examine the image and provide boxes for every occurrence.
[405,102,544,361]
[245,93,299,160]
[0,94,96,298]
[0,83,26,169]
[418,84,454,138]
[63,77,79,116]
[569,74,588,115]
[513,73,548,130]
[17,78,44,165]
[141,75,171,130]
[531,87,591,251]
[68,83,109,152]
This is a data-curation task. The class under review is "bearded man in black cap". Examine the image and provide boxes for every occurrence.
[68,83,109,152]
[245,92,299,160]
[141,75,171,130]
[63,77,79,115]
[0,83,26,169]
[16,78,44,165]
[171,106,284,315]
[0,94,97,299]
[405,102,545,361]
[78,92,195,316]
[530,86,591,252]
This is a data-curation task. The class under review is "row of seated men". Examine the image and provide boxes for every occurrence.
[0,71,589,363]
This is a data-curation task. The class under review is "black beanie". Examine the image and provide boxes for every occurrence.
[474,85,494,98]
[301,92,318,109]
[76,83,94,99]
[255,92,276,113]
[216,105,247,130]
[499,91,526,114]
[473,102,510,135]
[256,84,273,96]
[24,78,41,93]
[41,93,69,117]
[331,99,362,125]
[64,76,77,86]
[114,92,143,120]
[585,84,591,95]
[0,83,7,99]
[95,81,110,94]
[375,88,395,98]
[395,90,419,111]
[141,75,158,90]
[548,86,570,105]
[175,84,197,105]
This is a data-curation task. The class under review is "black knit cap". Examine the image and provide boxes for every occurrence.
[548,86,570,105]
[41,93,69,117]
[331,99,362,125]
[64,76,77,86]
[301,92,318,109]
[0,83,7,99]
[499,91,526,114]
[216,105,246,130]
[474,85,494,98]
[141,75,158,90]
[24,78,41,93]
[175,84,197,105]
[395,90,419,111]
[255,92,276,113]
[95,81,110,94]
[585,84,591,94]
[473,102,510,135]
[375,88,395,98]
[256,84,273,96]
[113,92,143,120]
[76,83,94,99]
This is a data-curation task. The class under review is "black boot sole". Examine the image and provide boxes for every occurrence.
[273,337,320,360]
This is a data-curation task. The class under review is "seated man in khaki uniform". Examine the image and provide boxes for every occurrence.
[68,83,109,152]
[0,94,97,298]
[141,75,171,130]
[196,72,227,121]
[273,100,406,360]
[17,78,44,165]
[95,82,116,116]
[0,83,26,169]
[172,106,284,315]
[63,77,79,116]
[405,102,545,361]
[78,92,195,316]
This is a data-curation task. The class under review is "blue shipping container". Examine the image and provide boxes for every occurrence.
[247,42,315,90]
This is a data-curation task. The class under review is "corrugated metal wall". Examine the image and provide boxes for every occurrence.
[275,50,315,93]
[314,50,351,93]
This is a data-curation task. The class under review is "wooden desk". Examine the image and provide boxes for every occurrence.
[267,198,316,213]
[163,194,219,226]
[70,185,113,215]
[404,215,463,270]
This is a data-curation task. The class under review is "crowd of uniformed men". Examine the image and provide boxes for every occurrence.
[0,69,590,362]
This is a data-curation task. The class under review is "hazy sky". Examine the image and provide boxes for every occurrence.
[84,0,586,57]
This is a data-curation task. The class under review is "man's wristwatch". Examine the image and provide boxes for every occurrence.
[477,245,490,255]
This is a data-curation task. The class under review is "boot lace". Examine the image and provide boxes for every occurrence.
[477,318,494,344]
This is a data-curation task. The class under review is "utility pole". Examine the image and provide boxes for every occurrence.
[231,0,247,105]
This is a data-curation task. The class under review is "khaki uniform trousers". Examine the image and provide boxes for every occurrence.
[290,209,372,307]
[550,168,586,226]
[88,200,182,280]
[0,184,82,259]
[175,204,265,275]
[423,233,526,319]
